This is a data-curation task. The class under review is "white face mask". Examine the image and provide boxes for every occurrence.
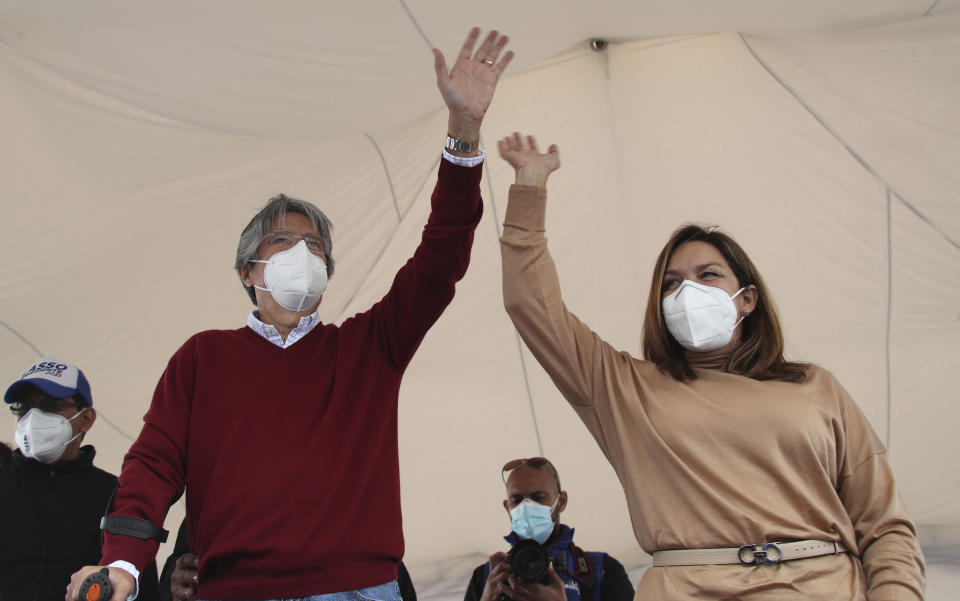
[662,280,747,352]
[15,407,85,463]
[253,240,328,312]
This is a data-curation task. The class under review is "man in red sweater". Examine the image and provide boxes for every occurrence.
[67,27,513,601]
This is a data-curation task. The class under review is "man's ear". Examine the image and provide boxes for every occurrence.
[238,266,254,287]
[555,491,568,514]
[79,407,97,434]
[503,499,510,516]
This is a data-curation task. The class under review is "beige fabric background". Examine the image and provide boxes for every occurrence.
[1,1,957,597]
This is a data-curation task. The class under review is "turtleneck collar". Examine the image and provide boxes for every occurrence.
[684,345,735,372]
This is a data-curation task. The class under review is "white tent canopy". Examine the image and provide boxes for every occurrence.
[2,1,958,598]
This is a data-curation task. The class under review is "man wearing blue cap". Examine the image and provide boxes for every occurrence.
[5,358,95,463]
[0,357,158,601]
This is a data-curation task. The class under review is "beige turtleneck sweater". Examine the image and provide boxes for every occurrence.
[500,184,924,600]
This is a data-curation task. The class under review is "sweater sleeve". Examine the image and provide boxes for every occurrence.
[832,375,925,600]
[370,157,483,370]
[500,184,614,409]
[100,339,195,572]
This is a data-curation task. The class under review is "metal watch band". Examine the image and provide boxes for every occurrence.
[445,134,479,153]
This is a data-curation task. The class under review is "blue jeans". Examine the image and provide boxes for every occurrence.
[202,579,403,601]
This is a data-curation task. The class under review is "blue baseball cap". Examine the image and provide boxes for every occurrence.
[4,357,93,407]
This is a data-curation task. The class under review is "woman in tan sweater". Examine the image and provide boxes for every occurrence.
[497,133,925,600]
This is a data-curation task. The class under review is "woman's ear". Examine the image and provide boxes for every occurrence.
[739,284,759,315]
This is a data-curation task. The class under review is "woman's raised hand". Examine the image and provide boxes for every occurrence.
[498,133,561,187]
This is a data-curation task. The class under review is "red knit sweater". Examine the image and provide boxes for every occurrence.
[101,159,483,599]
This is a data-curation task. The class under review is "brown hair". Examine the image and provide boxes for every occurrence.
[641,224,807,382]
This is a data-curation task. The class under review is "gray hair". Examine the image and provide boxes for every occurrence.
[235,193,335,305]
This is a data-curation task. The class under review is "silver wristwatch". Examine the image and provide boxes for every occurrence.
[445,134,479,153]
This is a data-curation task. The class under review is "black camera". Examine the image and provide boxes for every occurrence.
[498,539,556,600]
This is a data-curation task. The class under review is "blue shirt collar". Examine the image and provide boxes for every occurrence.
[246,310,321,348]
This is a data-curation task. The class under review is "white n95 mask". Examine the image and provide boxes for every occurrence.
[662,280,746,352]
[15,408,85,463]
[253,240,328,312]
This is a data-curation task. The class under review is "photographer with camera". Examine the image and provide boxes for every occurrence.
[464,458,634,601]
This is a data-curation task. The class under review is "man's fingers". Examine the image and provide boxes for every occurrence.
[66,566,100,601]
[457,27,482,62]
[182,553,199,568]
[547,566,566,593]
[432,48,449,81]
[171,570,197,585]
[493,50,514,78]
[505,582,532,601]
[479,32,508,65]
[108,570,135,601]
[173,584,197,601]
[473,29,499,62]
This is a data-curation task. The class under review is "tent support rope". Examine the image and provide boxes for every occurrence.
[396,0,434,49]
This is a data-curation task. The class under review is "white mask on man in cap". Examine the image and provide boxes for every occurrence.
[14,408,86,463]
[5,357,94,463]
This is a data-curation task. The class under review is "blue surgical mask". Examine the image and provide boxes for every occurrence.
[509,497,559,544]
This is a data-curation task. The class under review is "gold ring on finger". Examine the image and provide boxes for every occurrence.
[482,58,495,66]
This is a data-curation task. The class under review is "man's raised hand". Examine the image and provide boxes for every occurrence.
[433,28,514,143]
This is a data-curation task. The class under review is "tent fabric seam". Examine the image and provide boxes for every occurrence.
[885,189,893,450]
[0,319,136,442]
[365,133,403,223]
[334,150,435,322]
[738,32,959,253]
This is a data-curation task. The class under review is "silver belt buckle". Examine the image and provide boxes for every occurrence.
[738,542,783,565]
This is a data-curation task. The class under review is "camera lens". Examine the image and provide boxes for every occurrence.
[509,539,551,582]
